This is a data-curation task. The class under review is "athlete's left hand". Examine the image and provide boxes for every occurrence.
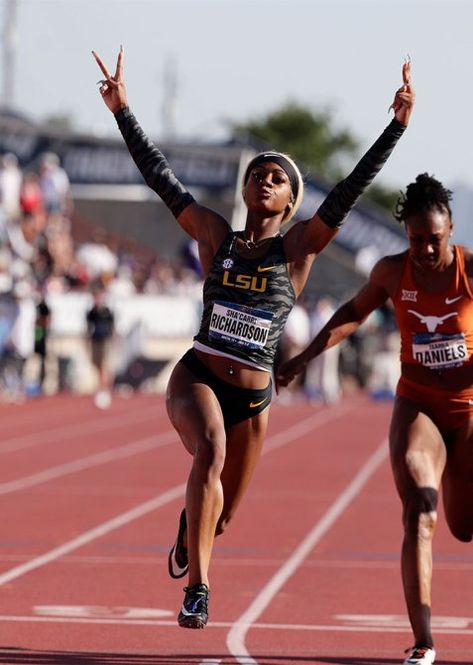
[389,56,415,126]
[275,355,307,391]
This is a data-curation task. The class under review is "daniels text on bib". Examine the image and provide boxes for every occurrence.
[412,331,468,369]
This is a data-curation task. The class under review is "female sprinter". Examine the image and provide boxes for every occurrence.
[277,174,472,665]
[93,46,415,629]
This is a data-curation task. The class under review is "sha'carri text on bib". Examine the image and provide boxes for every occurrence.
[209,301,273,350]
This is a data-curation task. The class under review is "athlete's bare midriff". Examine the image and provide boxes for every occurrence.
[194,349,270,390]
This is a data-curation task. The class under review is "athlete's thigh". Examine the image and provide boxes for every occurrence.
[389,396,446,495]
[166,360,225,455]
[219,407,270,519]
[442,418,473,539]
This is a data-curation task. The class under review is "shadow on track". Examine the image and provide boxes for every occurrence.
[0,650,465,665]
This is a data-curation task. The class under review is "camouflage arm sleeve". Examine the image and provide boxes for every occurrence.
[115,107,195,218]
[317,119,406,228]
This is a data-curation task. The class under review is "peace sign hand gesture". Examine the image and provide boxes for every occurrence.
[93,46,128,114]
[389,56,415,126]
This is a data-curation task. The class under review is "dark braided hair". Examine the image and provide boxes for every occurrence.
[394,173,452,223]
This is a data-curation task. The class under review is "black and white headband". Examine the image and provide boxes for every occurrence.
[243,152,300,200]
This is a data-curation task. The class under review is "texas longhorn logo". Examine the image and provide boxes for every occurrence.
[408,310,457,333]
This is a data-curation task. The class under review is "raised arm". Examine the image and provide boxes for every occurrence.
[93,47,230,259]
[285,59,415,275]
[276,257,394,388]
[93,45,128,114]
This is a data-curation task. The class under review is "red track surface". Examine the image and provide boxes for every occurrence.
[0,392,471,664]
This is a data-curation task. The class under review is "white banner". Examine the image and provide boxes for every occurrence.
[48,293,201,338]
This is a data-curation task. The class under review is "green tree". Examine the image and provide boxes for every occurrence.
[365,182,400,215]
[232,101,399,215]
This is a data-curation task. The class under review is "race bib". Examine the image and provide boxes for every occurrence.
[209,301,273,350]
[412,332,468,369]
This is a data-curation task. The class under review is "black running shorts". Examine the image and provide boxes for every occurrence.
[179,348,272,428]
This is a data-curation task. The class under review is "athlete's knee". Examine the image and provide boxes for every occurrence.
[402,487,439,538]
[194,429,226,476]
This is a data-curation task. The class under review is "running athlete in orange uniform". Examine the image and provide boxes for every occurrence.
[277,174,473,665]
[93,46,414,631]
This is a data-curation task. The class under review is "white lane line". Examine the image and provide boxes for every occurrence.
[0,483,186,586]
[0,431,176,495]
[264,403,354,454]
[0,404,162,454]
[0,404,358,587]
[226,439,389,665]
[1,554,469,573]
[0,616,471,637]
[0,407,349,497]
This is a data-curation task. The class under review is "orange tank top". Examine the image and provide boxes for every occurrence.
[392,245,473,370]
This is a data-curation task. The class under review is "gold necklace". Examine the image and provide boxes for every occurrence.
[241,231,279,249]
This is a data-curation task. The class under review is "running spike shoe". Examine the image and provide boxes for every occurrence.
[177,583,209,629]
[403,645,436,665]
[168,508,188,579]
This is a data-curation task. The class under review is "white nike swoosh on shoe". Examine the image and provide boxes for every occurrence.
[179,606,197,616]
[169,545,188,577]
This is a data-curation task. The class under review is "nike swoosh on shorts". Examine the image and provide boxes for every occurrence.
[249,397,269,408]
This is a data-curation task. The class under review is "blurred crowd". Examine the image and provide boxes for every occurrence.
[276,296,401,405]
[0,151,203,402]
[0,151,203,298]
[0,150,401,405]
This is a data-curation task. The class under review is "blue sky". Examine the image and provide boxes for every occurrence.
[2,0,473,196]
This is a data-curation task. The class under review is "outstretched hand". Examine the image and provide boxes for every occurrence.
[92,46,128,114]
[275,355,307,392]
[389,56,415,126]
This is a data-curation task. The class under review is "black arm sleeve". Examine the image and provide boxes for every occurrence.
[114,107,195,218]
[316,119,406,229]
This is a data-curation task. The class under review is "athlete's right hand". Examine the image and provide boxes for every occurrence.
[93,46,128,114]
